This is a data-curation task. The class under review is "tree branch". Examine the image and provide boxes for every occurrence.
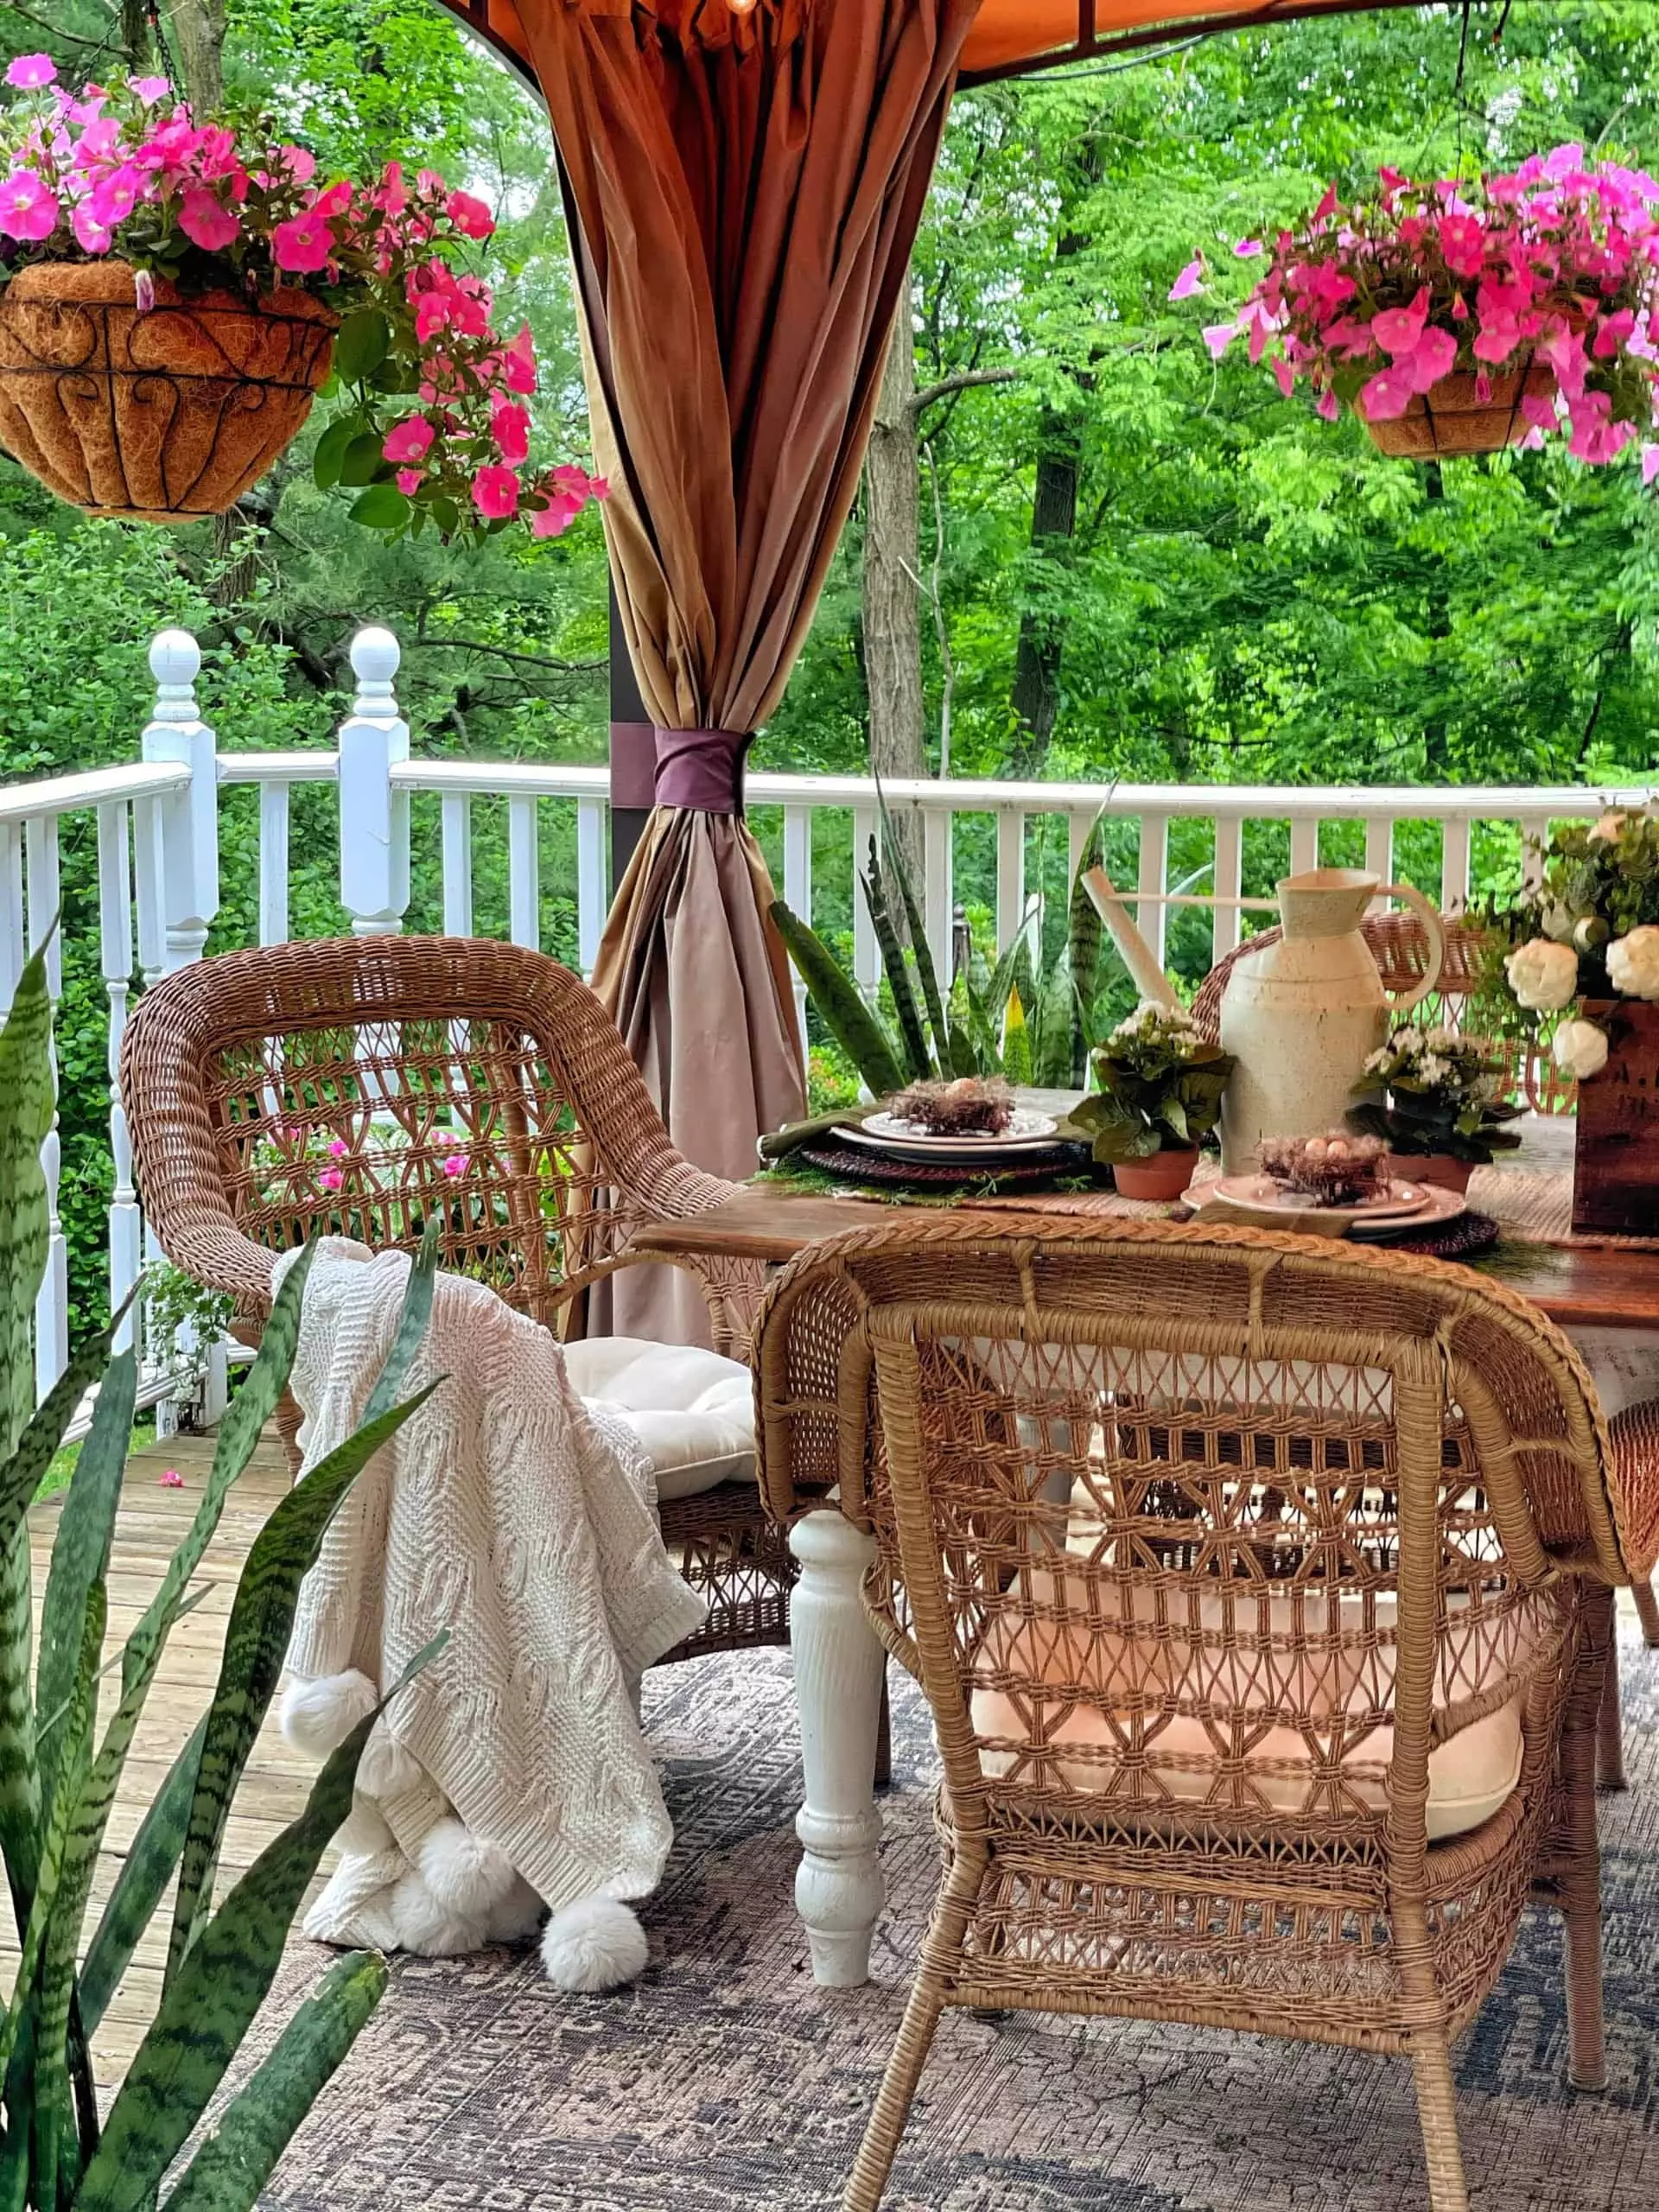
[911,365,1020,419]
[404,636,605,677]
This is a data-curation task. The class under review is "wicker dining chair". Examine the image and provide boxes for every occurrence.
[120,933,787,1662]
[754,1213,1650,2212]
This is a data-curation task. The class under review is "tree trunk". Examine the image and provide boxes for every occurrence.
[861,302,927,898]
[166,0,227,111]
[119,0,152,72]
[1007,421,1079,774]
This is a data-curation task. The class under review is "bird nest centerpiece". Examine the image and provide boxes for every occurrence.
[1258,1132,1391,1208]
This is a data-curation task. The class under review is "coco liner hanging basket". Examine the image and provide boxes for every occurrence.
[1363,359,1558,461]
[0,261,336,524]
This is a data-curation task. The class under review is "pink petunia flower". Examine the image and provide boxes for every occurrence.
[1370,285,1431,357]
[270,212,333,274]
[446,189,494,239]
[383,415,435,464]
[1314,387,1341,423]
[1438,212,1486,278]
[1358,364,1418,421]
[1233,238,1263,258]
[1201,321,1240,360]
[414,291,451,343]
[1312,182,1339,224]
[502,324,537,394]
[1167,257,1204,302]
[0,170,59,242]
[473,465,519,521]
[530,493,582,539]
[395,467,425,494]
[159,1467,185,1488]
[327,1138,347,1158]
[178,186,239,252]
[1272,355,1295,397]
[71,201,112,254]
[1643,442,1659,487]
[491,397,531,465]
[89,164,145,226]
[5,54,56,91]
[127,75,171,105]
[442,1154,467,1177]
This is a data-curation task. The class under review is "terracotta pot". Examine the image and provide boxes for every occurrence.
[1399,1153,1474,1194]
[1571,1000,1659,1235]
[1113,1147,1200,1202]
[0,262,337,523]
[1363,361,1556,461]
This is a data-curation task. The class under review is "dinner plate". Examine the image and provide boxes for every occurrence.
[832,1118,1070,1165]
[1344,1183,1469,1239]
[1205,1173,1435,1236]
[861,1107,1058,1146]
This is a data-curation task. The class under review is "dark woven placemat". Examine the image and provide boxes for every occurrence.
[795,1140,1093,1193]
[1367,1208,1501,1262]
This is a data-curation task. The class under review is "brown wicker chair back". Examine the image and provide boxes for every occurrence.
[1191,908,1573,1113]
[756,1213,1627,2211]
[119,933,733,1332]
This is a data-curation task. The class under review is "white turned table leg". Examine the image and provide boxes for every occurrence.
[789,1508,886,1987]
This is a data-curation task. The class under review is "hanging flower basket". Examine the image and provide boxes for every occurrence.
[0,52,606,543]
[1363,359,1558,461]
[0,261,336,523]
[1175,146,1659,471]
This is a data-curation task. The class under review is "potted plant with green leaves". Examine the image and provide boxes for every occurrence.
[1071,1001,1235,1200]
[0,933,442,2209]
[1347,1026,1522,1192]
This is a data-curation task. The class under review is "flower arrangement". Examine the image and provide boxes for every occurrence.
[1179,144,1659,465]
[1348,1027,1522,1166]
[1071,1001,1235,1165]
[0,54,604,539]
[1487,808,1659,1077]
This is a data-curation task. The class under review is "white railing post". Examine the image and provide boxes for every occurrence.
[141,629,219,975]
[23,819,67,1396]
[98,802,141,1359]
[338,627,410,936]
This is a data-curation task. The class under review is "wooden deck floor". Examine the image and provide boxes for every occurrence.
[16,1427,312,2089]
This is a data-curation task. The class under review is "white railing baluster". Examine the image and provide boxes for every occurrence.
[132,794,165,985]
[576,798,606,976]
[258,782,290,945]
[1066,810,1093,891]
[1136,812,1170,971]
[23,817,67,1395]
[1440,816,1472,915]
[1289,816,1319,877]
[99,802,140,1358]
[851,805,879,997]
[1363,816,1393,884]
[508,797,539,950]
[1212,815,1243,960]
[142,631,219,973]
[441,792,474,938]
[1516,815,1551,893]
[338,627,410,936]
[783,805,812,1056]
[0,821,22,1011]
[923,804,952,986]
[995,808,1025,952]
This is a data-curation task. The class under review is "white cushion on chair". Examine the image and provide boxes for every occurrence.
[563,1337,756,1501]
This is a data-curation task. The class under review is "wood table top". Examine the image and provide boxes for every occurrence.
[630,1116,1659,1334]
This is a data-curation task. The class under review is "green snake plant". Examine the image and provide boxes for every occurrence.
[0,938,442,2212]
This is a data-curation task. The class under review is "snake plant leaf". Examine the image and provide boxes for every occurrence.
[874,791,957,1076]
[35,1350,135,1814]
[1001,982,1033,1086]
[157,1952,387,2212]
[80,1640,446,2212]
[0,1586,103,2085]
[1068,817,1107,1078]
[860,846,932,1080]
[1030,938,1079,1088]
[768,901,906,1097]
[361,1217,439,1427]
[0,1316,120,1567]
[166,1380,442,1983]
[77,1713,206,2036]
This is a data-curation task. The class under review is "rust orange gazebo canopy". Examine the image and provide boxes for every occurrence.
[446,0,1427,89]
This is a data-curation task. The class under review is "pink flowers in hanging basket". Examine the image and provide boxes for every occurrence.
[1176,146,1659,468]
[0,60,607,545]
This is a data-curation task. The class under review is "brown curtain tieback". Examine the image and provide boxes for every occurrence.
[653,727,750,814]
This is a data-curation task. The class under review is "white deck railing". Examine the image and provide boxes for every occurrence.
[3,620,1653,1427]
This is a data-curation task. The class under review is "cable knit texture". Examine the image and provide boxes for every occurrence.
[276,1239,708,1948]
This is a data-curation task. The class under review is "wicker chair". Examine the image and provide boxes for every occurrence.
[754,1213,1649,2212]
[121,934,788,1663]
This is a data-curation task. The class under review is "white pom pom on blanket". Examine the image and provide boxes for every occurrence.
[540,1896,650,1992]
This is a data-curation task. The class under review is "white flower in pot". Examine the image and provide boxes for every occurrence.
[1503,938,1580,1012]
[1553,1019,1610,1082]
[1605,925,1659,1001]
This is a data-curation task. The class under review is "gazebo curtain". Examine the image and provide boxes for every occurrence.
[515,0,982,1196]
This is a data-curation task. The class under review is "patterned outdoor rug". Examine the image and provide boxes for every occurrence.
[257,1617,1659,2212]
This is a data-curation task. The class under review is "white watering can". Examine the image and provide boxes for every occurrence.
[1084,865,1446,1173]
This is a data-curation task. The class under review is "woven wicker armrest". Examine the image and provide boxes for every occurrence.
[1606,1398,1659,1586]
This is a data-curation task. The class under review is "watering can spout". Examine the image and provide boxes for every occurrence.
[1083,866,1182,1009]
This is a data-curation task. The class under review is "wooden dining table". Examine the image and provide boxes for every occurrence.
[625,1107,1659,1990]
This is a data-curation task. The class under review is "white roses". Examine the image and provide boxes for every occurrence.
[1606,924,1659,1001]
[1552,1018,1610,1082]
[1503,937,1580,1012]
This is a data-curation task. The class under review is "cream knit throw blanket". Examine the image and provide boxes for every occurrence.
[275,1238,707,1956]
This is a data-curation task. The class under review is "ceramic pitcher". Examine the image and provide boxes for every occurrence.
[1217,869,1446,1173]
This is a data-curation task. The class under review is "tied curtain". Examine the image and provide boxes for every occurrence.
[516,0,982,1198]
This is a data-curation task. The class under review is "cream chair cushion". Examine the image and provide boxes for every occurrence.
[969,1569,1525,1842]
[563,1337,755,1501]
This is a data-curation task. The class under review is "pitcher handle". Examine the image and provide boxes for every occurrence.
[1380,882,1446,1014]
